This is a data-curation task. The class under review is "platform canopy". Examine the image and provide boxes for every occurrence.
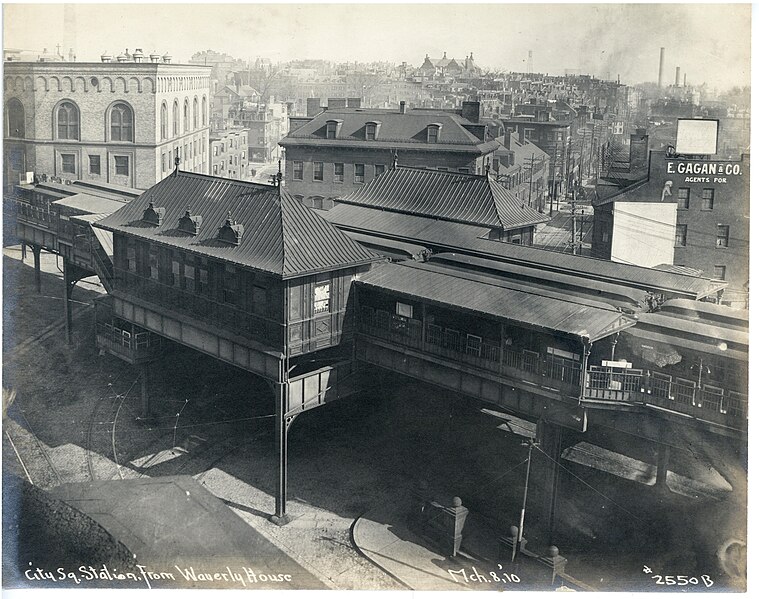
[357,261,637,343]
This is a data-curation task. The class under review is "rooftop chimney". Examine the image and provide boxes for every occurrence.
[461,100,480,123]
[399,100,406,114]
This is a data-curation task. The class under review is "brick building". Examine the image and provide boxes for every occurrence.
[210,127,249,179]
[279,100,499,205]
[3,52,211,192]
[592,150,750,307]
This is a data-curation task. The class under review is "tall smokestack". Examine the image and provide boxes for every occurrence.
[658,47,665,88]
[683,73,687,87]
[675,66,681,87]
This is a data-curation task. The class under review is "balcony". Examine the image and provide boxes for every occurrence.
[585,365,747,429]
[13,200,52,228]
[359,306,581,395]
[96,322,164,364]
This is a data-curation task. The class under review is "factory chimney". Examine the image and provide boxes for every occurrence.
[657,47,665,88]
[683,73,687,87]
[675,66,681,87]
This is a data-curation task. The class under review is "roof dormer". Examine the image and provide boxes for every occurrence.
[427,123,442,144]
[325,119,343,139]
[217,212,244,246]
[178,206,202,235]
[141,201,164,226]
[365,121,381,141]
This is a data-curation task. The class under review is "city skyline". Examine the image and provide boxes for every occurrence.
[3,3,752,90]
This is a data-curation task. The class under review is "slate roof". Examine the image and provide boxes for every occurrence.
[280,108,500,154]
[95,171,380,279]
[357,261,637,343]
[337,166,548,230]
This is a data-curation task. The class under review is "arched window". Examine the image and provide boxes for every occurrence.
[7,99,24,138]
[183,99,190,132]
[172,99,179,136]
[110,102,134,142]
[193,97,198,130]
[202,96,207,126]
[56,101,80,140]
[160,102,168,140]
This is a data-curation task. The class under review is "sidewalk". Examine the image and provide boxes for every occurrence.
[351,491,575,592]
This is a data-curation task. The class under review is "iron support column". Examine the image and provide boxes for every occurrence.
[140,362,150,419]
[62,258,73,345]
[527,419,564,551]
[271,379,291,526]
[655,421,671,489]
[32,244,42,293]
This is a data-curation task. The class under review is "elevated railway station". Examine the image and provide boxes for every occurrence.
[6,166,747,550]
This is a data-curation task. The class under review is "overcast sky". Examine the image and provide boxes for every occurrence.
[3,3,751,90]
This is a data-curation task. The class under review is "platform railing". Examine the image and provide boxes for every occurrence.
[585,365,748,425]
[96,322,163,361]
[358,306,581,389]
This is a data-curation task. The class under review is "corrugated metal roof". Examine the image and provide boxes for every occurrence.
[357,261,637,342]
[52,193,127,215]
[635,311,748,349]
[94,171,380,279]
[344,231,429,261]
[338,167,548,230]
[324,202,492,244]
[623,326,746,362]
[323,202,724,299]
[91,224,114,258]
[428,253,648,313]
[660,298,748,328]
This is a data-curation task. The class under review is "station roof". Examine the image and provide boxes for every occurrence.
[322,202,726,300]
[428,252,648,313]
[324,203,492,246]
[357,261,637,343]
[338,166,549,230]
[52,193,128,216]
[659,298,748,330]
[95,171,381,279]
[343,231,430,261]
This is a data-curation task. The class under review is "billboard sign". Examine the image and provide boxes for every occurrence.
[675,118,718,155]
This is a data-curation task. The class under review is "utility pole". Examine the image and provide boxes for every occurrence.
[570,188,577,255]
[527,153,535,208]
[518,438,538,547]
[578,207,585,255]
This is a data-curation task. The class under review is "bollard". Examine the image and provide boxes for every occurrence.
[538,545,568,585]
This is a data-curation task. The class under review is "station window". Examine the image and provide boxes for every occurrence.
[313,161,324,181]
[171,259,181,288]
[396,302,413,319]
[223,264,237,305]
[314,282,330,314]
[252,286,267,315]
[354,163,365,183]
[149,248,159,280]
[184,263,196,292]
[126,242,137,273]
